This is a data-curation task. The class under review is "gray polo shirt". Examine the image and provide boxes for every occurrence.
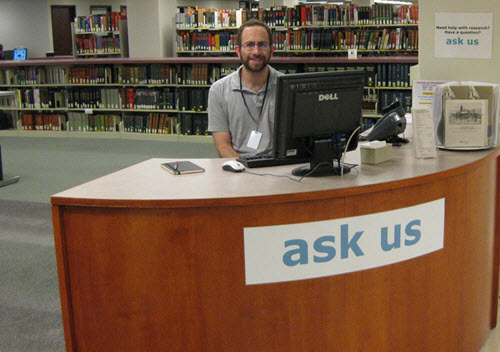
[208,65,282,156]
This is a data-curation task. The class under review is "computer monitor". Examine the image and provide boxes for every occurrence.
[13,48,27,60]
[273,70,365,177]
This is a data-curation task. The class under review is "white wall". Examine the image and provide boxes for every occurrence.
[47,0,123,16]
[126,0,177,57]
[126,0,161,57]
[419,0,500,83]
[0,0,50,58]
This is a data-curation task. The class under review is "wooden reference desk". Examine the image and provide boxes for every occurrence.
[51,145,500,352]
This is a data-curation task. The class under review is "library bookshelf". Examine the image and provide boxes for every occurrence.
[72,14,129,59]
[0,56,417,142]
[176,24,418,58]
[175,4,418,57]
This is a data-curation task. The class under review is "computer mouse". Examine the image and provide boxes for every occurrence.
[222,160,246,173]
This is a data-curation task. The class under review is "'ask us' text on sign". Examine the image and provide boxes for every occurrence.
[244,198,445,285]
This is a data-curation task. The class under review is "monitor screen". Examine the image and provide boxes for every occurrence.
[13,48,27,60]
[273,70,365,176]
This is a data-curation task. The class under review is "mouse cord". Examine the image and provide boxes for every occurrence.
[243,170,303,183]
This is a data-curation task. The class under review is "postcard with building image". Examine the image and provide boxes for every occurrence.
[444,99,488,148]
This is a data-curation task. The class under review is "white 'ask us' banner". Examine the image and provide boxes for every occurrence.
[244,198,445,285]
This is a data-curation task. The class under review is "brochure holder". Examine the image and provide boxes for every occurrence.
[432,82,499,150]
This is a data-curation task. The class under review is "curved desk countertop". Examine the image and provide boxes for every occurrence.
[51,144,500,352]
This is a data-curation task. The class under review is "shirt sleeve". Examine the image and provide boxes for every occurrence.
[207,81,229,132]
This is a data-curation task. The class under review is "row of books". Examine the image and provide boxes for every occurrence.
[6,62,405,87]
[11,86,209,112]
[14,88,67,109]
[176,27,418,52]
[176,32,237,52]
[122,113,209,136]
[0,93,13,108]
[177,64,230,85]
[8,63,414,110]
[118,65,175,85]
[70,64,176,85]
[178,88,209,112]
[67,112,118,132]
[17,110,209,136]
[70,64,229,86]
[21,113,63,130]
[301,63,414,89]
[74,12,125,33]
[119,88,177,110]
[68,66,112,84]
[74,36,121,55]
[122,113,174,134]
[302,64,376,87]
[376,63,413,88]
[180,114,209,136]
[175,4,418,29]
[3,66,39,85]
[280,4,418,27]
[106,87,207,111]
[286,27,418,51]
[0,63,233,86]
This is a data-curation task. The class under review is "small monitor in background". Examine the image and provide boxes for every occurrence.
[13,48,27,60]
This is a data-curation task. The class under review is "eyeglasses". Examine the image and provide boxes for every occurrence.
[241,42,270,51]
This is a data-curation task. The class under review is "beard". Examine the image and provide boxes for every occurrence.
[240,51,271,73]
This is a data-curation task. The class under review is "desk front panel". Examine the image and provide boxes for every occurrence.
[52,154,497,352]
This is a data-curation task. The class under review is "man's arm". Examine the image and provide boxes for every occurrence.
[212,131,240,158]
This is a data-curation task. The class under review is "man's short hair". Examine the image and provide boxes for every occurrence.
[0,44,3,51]
[236,19,273,47]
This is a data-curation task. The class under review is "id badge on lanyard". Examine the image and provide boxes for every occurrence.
[247,130,262,150]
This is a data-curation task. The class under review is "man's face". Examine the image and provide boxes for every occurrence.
[237,26,273,73]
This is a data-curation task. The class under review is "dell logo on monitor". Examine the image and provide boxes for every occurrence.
[318,93,338,101]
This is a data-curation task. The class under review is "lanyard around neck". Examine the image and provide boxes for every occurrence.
[239,70,270,127]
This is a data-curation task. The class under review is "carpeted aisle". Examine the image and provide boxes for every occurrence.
[0,200,64,352]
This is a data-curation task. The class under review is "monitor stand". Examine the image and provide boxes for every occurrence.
[291,139,352,177]
[292,160,352,177]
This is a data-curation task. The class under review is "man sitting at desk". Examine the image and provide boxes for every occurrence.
[208,19,282,158]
